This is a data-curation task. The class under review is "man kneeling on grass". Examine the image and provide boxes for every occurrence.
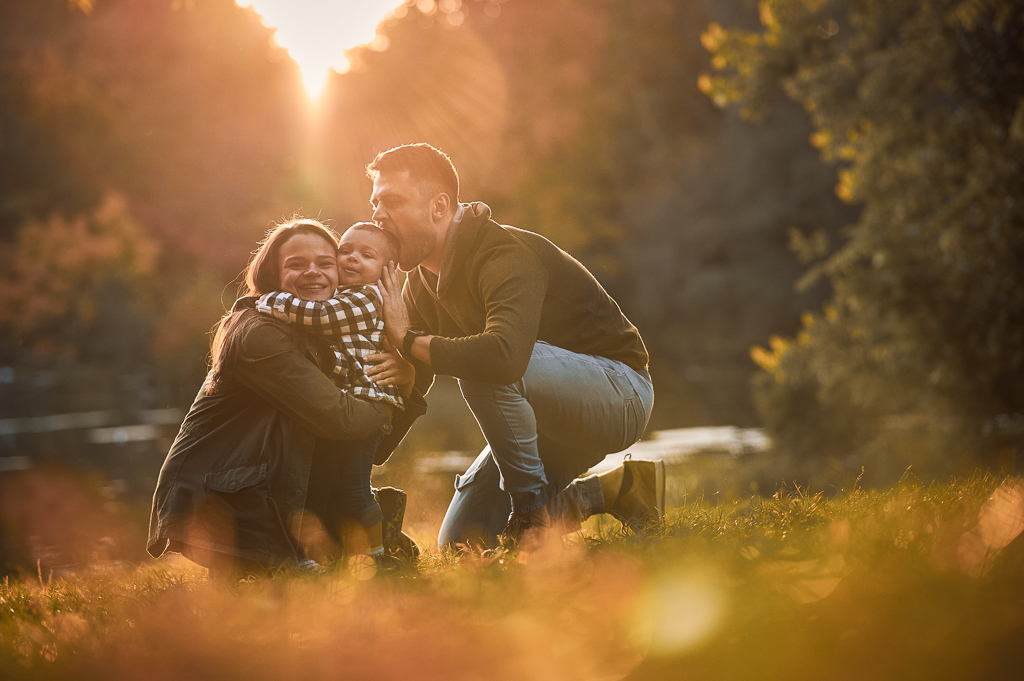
[370,143,664,549]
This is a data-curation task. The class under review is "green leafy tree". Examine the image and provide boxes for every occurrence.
[703,0,1024,481]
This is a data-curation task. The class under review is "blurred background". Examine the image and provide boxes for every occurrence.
[1,0,1021,570]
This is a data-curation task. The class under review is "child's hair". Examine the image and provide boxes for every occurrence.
[344,222,401,265]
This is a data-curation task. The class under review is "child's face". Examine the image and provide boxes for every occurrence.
[337,228,390,286]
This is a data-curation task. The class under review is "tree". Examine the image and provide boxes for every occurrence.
[0,0,309,416]
[702,0,1024,481]
[0,193,157,350]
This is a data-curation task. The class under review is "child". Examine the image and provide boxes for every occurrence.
[256,222,405,565]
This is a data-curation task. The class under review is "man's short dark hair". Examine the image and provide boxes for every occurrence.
[366,143,459,204]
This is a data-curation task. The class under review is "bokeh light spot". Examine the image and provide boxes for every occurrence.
[959,482,1024,577]
[632,574,726,656]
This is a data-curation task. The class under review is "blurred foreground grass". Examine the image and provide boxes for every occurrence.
[3,474,1024,680]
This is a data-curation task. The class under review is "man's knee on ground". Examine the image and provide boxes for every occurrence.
[438,521,498,551]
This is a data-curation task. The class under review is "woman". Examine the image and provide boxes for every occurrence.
[147,219,421,574]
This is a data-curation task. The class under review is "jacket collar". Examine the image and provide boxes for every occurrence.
[232,296,256,312]
[432,201,491,296]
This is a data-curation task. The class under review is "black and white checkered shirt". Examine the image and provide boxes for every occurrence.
[256,285,403,409]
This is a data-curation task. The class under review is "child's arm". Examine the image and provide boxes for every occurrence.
[255,287,381,339]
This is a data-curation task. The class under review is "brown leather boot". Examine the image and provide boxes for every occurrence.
[608,459,665,531]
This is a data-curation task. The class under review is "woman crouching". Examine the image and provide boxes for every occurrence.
[146,219,419,576]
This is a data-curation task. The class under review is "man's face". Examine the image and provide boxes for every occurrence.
[370,170,437,271]
[337,228,389,287]
[277,233,339,301]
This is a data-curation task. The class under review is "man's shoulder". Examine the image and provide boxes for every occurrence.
[460,204,563,255]
[480,223,566,274]
[455,209,539,256]
[498,224,559,251]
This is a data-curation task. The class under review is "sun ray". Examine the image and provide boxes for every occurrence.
[238,0,405,100]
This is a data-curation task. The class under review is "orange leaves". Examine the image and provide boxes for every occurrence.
[0,193,158,341]
[750,335,791,373]
[700,22,726,52]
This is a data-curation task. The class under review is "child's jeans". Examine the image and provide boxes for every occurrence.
[305,427,384,542]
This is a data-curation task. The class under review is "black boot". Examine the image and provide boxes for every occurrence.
[500,505,551,549]
[373,487,420,560]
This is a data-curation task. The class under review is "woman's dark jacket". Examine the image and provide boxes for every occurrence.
[147,300,417,568]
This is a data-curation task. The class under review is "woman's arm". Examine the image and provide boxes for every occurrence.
[256,287,379,339]
[364,339,416,398]
[233,315,391,441]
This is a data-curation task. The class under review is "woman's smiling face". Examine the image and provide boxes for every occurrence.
[277,232,339,301]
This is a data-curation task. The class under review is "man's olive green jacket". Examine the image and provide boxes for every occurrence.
[403,202,650,393]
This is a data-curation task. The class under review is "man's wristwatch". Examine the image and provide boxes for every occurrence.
[402,329,426,359]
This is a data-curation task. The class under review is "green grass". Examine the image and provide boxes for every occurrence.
[3,474,1024,680]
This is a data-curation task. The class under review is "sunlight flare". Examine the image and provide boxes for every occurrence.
[632,574,726,655]
[238,0,406,99]
[958,482,1024,577]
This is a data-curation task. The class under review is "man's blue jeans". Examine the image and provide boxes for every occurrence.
[437,342,654,548]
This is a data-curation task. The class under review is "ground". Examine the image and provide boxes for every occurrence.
[2,474,1024,680]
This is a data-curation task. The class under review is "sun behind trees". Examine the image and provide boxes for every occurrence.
[701,0,1024,483]
[0,0,309,409]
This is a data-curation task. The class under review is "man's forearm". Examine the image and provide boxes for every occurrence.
[409,334,433,366]
[387,317,432,367]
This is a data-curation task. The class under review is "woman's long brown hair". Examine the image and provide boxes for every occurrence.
[206,219,340,388]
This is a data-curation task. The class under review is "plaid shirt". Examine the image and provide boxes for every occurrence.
[255,285,403,409]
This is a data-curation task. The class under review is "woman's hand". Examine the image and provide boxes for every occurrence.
[365,338,416,398]
[378,261,410,351]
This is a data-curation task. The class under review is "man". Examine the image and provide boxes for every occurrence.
[369,143,661,548]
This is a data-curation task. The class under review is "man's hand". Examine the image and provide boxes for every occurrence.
[378,261,410,350]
